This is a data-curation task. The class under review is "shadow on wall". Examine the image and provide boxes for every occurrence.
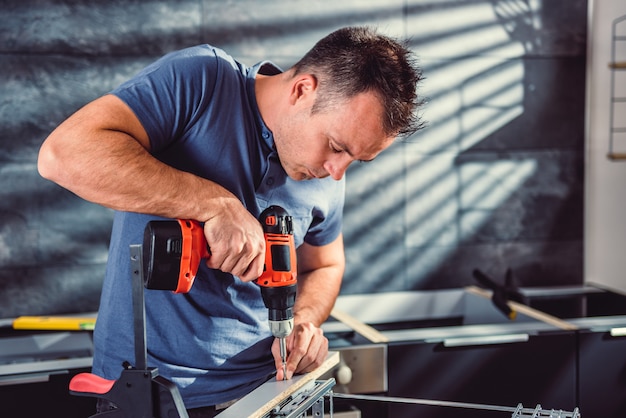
[0,0,587,317]
[342,0,586,293]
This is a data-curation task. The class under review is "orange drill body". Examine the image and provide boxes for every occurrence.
[142,206,298,340]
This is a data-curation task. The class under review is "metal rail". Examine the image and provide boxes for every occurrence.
[268,379,335,417]
[333,393,581,418]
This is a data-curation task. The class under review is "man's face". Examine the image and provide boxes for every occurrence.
[272,88,395,181]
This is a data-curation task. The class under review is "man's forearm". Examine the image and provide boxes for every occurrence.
[293,265,343,327]
[40,131,236,221]
[293,236,345,327]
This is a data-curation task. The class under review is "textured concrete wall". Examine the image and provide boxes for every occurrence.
[0,0,587,317]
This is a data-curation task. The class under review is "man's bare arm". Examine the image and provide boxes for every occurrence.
[294,235,345,326]
[38,94,265,281]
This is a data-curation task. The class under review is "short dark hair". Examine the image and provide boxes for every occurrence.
[292,26,425,138]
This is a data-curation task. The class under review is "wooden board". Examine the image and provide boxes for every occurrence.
[464,286,579,331]
[330,307,388,343]
[216,351,340,418]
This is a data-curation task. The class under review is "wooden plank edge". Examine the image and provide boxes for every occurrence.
[464,286,579,331]
[216,351,340,418]
[608,62,626,69]
[607,153,626,161]
[330,307,389,343]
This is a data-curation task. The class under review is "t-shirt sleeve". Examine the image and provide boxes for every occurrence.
[110,46,220,153]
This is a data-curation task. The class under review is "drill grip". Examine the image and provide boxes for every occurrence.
[256,206,297,288]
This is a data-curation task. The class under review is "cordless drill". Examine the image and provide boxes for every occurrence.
[142,206,298,379]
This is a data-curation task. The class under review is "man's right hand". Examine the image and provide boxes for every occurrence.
[202,201,266,282]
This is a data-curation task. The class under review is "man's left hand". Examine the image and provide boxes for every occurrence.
[271,322,328,380]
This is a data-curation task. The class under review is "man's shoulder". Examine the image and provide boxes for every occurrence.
[163,44,241,71]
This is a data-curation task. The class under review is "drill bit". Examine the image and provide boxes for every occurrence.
[279,337,287,380]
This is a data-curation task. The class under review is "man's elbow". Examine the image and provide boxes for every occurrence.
[37,140,54,179]
[37,134,69,186]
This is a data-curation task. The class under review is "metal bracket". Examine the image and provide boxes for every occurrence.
[269,379,334,417]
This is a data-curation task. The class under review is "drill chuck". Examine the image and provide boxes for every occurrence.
[261,283,297,338]
[269,318,294,339]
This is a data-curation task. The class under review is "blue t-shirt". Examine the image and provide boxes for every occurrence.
[91,45,345,409]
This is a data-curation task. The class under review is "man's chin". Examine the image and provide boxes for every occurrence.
[285,172,310,181]
[288,170,315,181]
[287,168,325,181]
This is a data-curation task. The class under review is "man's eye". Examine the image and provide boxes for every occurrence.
[330,143,342,153]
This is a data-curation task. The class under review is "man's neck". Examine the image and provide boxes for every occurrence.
[255,70,291,134]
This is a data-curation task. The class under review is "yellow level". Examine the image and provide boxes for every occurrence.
[12,316,96,331]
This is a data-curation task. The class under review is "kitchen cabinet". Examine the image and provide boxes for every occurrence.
[577,325,626,417]
[326,290,581,418]
[386,330,577,418]
[524,285,626,417]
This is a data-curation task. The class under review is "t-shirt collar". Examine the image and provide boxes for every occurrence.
[247,61,282,150]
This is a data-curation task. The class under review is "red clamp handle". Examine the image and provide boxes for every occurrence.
[69,372,116,395]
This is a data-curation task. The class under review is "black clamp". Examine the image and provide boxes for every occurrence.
[472,268,527,320]
[68,244,188,418]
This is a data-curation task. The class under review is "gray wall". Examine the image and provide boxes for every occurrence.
[0,0,587,318]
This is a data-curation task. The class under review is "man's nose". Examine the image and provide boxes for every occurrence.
[324,156,352,180]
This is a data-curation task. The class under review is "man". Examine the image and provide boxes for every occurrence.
[38,26,423,416]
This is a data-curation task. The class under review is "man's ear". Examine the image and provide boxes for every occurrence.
[289,74,318,105]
